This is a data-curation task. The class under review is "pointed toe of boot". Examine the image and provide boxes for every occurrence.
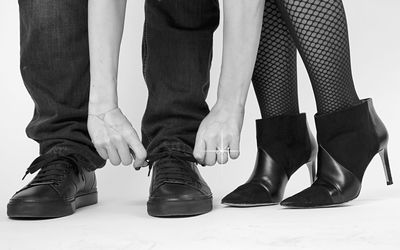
[222,183,276,207]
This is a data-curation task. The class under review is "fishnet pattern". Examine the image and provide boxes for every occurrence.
[252,0,299,118]
[277,0,360,113]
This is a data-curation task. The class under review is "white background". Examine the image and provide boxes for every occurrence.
[0,0,399,249]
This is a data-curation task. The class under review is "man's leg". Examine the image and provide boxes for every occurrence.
[7,0,103,219]
[142,0,220,217]
[19,0,105,170]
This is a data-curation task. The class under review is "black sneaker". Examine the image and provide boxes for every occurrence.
[147,156,213,217]
[7,153,98,219]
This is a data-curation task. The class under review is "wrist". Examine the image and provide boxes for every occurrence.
[214,98,245,113]
[216,78,249,109]
[88,101,118,115]
[88,94,118,115]
[216,91,246,110]
[89,81,118,113]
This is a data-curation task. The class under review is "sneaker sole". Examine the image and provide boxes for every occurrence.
[147,196,213,217]
[7,191,98,219]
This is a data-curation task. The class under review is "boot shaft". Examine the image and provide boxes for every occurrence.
[255,113,317,177]
[315,98,388,181]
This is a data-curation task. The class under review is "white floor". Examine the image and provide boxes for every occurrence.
[1,185,399,250]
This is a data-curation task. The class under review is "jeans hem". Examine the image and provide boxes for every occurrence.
[43,144,106,171]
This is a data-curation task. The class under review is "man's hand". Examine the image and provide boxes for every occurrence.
[87,107,147,168]
[193,101,244,166]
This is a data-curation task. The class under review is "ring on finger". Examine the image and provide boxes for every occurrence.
[216,147,230,154]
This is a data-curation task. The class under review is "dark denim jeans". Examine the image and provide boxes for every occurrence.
[18,0,220,171]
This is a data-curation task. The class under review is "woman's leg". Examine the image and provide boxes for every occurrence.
[222,0,318,207]
[275,0,392,208]
[252,0,299,118]
[276,0,360,114]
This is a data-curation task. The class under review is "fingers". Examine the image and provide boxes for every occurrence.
[199,132,239,166]
[216,140,230,165]
[93,131,146,167]
[95,146,109,160]
[205,139,217,166]
[111,135,133,166]
[193,133,206,165]
[106,143,121,166]
[229,136,240,159]
[89,110,148,167]
[125,130,147,168]
[216,149,229,165]
[206,133,231,165]
[92,138,112,162]
[217,133,231,165]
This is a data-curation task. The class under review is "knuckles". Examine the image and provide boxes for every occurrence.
[93,139,111,148]
[110,134,123,142]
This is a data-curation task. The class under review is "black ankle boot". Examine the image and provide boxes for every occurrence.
[222,113,317,207]
[7,153,97,218]
[281,99,393,208]
[147,156,212,217]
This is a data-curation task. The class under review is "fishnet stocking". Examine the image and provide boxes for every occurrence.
[253,0,360,116]
[276,0,360,113]
[252,0,299,118]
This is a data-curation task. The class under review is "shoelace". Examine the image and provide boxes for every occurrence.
[146,148,197,175]
[147,148,200,188]
[22,153,81,186]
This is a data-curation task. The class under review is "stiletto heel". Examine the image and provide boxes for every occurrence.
[379,147,393,185]
[306,160,317,184]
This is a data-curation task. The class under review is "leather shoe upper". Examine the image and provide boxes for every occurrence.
[149,158,211,201]
[9,154,96,204]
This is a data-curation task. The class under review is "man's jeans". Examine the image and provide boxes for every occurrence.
[18,0,220,171]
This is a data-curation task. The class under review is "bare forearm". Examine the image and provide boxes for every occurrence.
[217,0,264,108]
[88,0,127,113]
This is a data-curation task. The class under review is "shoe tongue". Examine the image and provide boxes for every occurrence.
[45,160,71,169]
[41,161,75,175]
